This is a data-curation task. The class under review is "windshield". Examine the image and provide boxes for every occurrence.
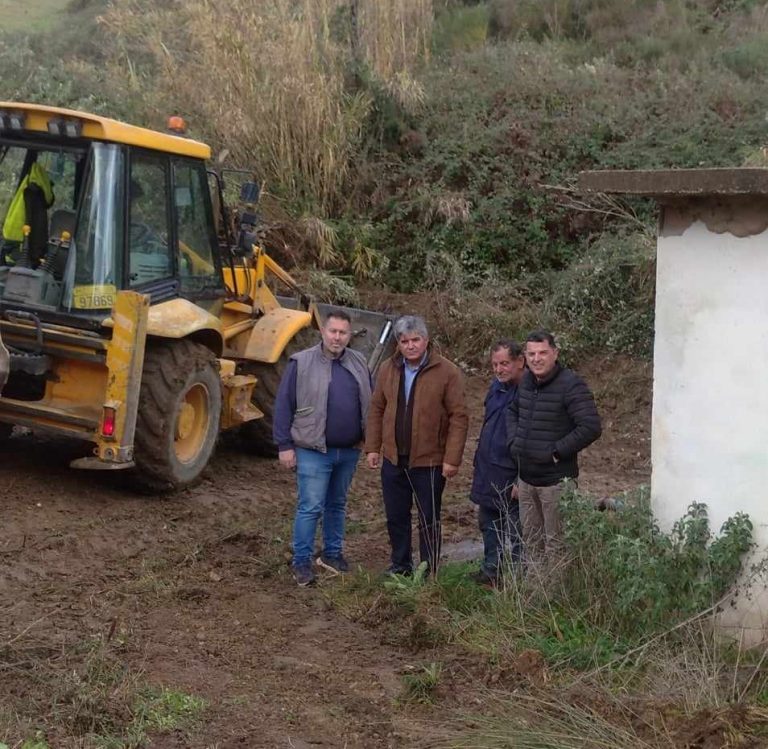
[63,143,125,312]
[0,140,124,315]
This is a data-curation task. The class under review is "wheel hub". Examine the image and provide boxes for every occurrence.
[174,383,210,463]
[176,402,195,441]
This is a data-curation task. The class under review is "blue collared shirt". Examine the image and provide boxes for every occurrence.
[403,352,428,403]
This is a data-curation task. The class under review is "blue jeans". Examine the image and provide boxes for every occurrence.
[292,447,360,566]
[478,502,522,575]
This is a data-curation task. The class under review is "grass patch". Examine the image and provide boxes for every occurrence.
[106,686,206,746]
[0,0,69,32]
[2,631,205,748]
[400,662,443,704]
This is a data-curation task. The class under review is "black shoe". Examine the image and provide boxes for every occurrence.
[470,568,500,586]
[293,562,316,587]
[316,554,350,575]
[385,565,413,577]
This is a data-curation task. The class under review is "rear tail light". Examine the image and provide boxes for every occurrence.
[101,406,116,437]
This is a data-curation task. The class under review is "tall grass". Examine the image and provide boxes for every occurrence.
[329,490,764,747]
[101,0,433,215]
[357,0,433,80]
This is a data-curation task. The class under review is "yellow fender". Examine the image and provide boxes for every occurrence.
[243,307,313,364]
[143,298,224,355]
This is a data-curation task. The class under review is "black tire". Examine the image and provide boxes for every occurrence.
[0,423,13,441]
[132,340,222,493]
[239,327,318,456]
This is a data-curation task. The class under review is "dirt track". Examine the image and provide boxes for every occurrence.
[0,364,651,747]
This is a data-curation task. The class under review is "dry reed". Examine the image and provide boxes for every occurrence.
[101,0,433,215]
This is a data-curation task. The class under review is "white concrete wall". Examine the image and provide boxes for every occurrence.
[652,205,768,642]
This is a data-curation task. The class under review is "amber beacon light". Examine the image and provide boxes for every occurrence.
[167,115,187,134]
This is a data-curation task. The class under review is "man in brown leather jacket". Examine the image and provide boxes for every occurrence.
[365,315,468,575]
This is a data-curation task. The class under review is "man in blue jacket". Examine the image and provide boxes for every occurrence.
[469,340,526,585]
[507,330,601,559]
[274,310,372,587]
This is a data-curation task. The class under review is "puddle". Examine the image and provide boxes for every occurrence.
[441,538,483,562]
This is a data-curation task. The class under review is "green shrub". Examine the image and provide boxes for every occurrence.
[559,490,753,638]
[721,36,768,79]
[543,231,656,357]
[434,2,490,52]
[374,489,753,671]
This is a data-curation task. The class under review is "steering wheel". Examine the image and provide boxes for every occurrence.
[130,222,167,253]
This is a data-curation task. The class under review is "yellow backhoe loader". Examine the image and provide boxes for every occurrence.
[0,103,393,491]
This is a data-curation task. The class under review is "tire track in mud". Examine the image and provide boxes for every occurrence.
[0,437,418,747]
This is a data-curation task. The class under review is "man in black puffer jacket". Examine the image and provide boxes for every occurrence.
[506,330,601,558]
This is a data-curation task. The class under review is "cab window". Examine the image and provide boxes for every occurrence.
[128,155,171,287]
[63,143,124,313]
[173,160,220,295]
[0,145,84,271]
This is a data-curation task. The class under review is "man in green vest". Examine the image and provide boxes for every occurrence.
[2,162,55,265]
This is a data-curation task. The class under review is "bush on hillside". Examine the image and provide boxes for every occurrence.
[489,0,726,44]
[433,2,490,52]
[543,231,656,357]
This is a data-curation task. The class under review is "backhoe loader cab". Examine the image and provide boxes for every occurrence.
[0,103,393,491]
[0,117,223,317]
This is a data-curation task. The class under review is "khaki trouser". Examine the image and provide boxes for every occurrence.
[518,479,565,557]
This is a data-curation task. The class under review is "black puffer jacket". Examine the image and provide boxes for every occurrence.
[506,364,601,486]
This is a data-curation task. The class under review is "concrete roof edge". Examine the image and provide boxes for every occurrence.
[578,168,768,197]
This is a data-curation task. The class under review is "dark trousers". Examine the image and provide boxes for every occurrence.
[381,458,446,573]
[478,502,522,575]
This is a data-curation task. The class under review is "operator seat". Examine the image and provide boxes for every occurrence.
[49,209,76,240]
[47,209,76,280]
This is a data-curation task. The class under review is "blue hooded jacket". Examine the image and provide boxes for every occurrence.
[470,378,519,508]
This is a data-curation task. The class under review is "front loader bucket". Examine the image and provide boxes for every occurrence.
[277,297,395,375]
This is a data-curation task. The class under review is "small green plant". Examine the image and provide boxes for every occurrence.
[20,735,50,749]
[400,662,443,704]
[133,687,206,731]
[383,561,430,610]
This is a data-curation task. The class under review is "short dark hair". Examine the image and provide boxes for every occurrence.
[491,339,523,358]
[526,330,557,348]
[324,308,352,326]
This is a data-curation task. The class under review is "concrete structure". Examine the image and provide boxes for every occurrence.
[580,169,768,644]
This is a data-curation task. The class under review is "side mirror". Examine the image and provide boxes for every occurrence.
[235,230,257,257]
[239,181,260,204]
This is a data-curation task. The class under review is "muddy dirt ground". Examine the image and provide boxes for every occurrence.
[0,358,651,748]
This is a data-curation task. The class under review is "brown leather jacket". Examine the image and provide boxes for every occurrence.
[364,350,468,467]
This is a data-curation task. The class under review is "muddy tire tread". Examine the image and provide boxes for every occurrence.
[133,339,221,493]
